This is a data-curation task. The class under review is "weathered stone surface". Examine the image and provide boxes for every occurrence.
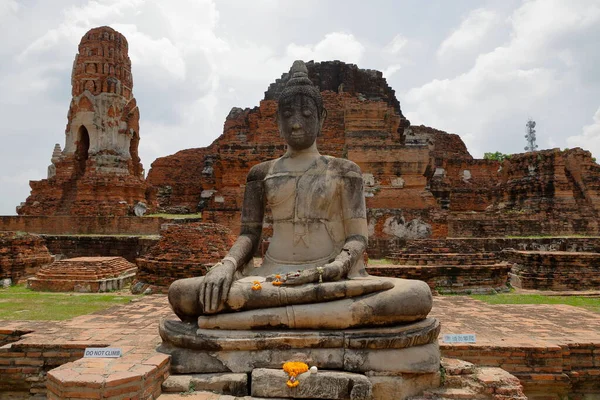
[344,343,440,373]
[161,318,439,351]
[367,371,441,400]
[195,278,432,330]
[159,343,344,374]
[19,26,154,216]
[251,368,372,400]
[161,373,248,396]
[159,318,440,374]
[0,232,53,283]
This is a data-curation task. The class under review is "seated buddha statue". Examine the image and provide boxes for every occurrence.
[167,60,432,330]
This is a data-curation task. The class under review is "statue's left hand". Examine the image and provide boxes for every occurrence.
[279,268,320,286]
[269,261,345,286]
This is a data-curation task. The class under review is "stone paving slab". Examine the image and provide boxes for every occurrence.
[430,296,600,346]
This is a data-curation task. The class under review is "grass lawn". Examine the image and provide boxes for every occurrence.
[0,285,138,321]
[471,293,600,314]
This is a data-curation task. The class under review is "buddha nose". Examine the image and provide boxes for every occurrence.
[292,122,301,130]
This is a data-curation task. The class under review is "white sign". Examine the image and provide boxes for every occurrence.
[84,348,122,358]
[443,334,476,343]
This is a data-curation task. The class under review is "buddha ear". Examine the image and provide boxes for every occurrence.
[319,108,327,133]
[276,110,284,137]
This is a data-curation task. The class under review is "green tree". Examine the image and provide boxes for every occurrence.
[483,152,511,162]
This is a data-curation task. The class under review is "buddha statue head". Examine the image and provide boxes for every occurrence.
[277,60,327,150]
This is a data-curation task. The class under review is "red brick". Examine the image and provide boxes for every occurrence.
[105,371,140,388]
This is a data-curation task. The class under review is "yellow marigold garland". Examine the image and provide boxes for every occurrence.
[251,281,262,291]
[272,274,283,286]
[283,361,308,388]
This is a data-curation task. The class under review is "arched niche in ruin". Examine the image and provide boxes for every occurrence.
[75,125,90,175]
[84,80,95,92]
[78,95,94,112]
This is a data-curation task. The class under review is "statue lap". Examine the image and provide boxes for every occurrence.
[169,275,433,329]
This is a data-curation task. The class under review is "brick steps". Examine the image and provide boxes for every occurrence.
[410,359,527,400]
[505,250,600,290]
[27,256,137,292]
[368,253,511,294]
[389,253,499,266]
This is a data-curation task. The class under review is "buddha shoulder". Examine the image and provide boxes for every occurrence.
[246,160,276,183]
[324,156,363,179]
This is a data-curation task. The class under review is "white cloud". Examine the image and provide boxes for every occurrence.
[404,0,600,157]
[0,0,18,18]
[287,32,365,64]
[384,35,408,55]
[437,8,499,59]
[383,64,402,79]
[115,25,187,81]
[567,106,600,160]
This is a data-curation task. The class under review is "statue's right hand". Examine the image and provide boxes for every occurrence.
[199,260,236,314]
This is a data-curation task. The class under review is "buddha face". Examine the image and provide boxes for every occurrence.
[278,95,323,150]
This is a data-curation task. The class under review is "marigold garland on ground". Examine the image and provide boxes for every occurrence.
[283,361,309,388]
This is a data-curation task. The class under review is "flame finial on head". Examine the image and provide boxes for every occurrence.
[279,60,324,118]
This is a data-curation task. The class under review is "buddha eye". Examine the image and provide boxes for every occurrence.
[302,108,313,117]
[283,110,292,118]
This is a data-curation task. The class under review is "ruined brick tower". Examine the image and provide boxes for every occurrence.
[18,26,153,216]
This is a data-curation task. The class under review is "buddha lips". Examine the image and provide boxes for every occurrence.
[283,361,309,388]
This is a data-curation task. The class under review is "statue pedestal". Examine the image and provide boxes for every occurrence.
[158,317,441,399]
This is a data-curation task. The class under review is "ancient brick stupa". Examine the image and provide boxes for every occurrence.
[18,26,152,216]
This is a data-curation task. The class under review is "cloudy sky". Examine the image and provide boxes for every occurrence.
[1,0,599,215]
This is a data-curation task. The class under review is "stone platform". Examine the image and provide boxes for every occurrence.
[368,252,511,294]
[159,317,441,400]
[27,256,137,292]
[505,250,600,290]
[2,294,600,399]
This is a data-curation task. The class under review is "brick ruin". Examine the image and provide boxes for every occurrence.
[18,26,153,217]
[27,256,137,292]
[506,249,600,290]
[440,148,600,237]
[133,222,234,293]
[369,252,512,295]
[147,61,600,243]
[0,232,53,286]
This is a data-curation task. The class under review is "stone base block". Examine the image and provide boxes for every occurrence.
[251,368,372,400]
[158,318,441,375]
[366,371,441,400]
[161,373,248,396]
